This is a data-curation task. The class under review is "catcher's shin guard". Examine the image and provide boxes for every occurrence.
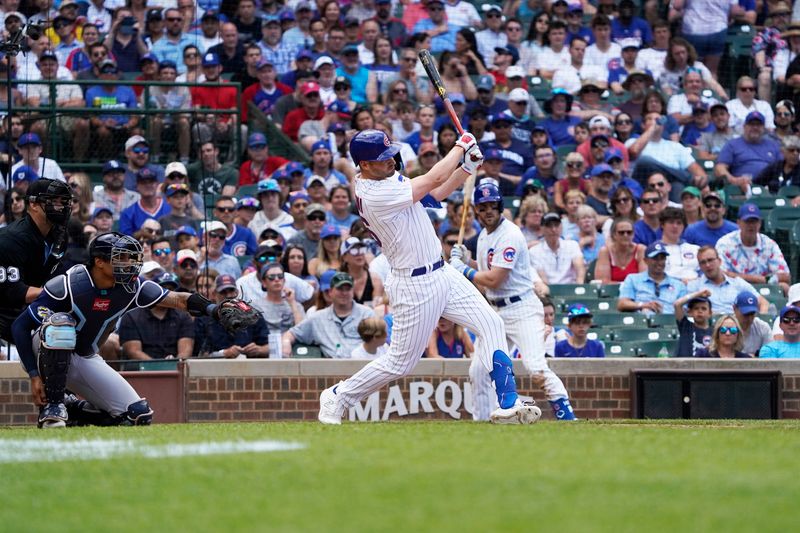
[122,399,153,426]
[38,313,77,405]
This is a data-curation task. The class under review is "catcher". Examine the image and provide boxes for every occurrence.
[11,232,259,428]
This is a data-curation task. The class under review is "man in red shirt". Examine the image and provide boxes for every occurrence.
[576,115,630,168]
[281,81,324,142]
[191,52,239,150]
[238,132,289,186]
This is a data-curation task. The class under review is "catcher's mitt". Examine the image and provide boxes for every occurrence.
[214,299,260,334]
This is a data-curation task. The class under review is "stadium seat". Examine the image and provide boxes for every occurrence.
[549,283,599,298]
[648,314,678,329]
[778,185,800,199]
[637,340,679,358]
[753,284,781,299]
[503,196,521,210]
[611,328,668,342]
[604,342,639,357]
[556,144,577,159]
[765,207,800,237]
[237,255,253,269]
[292,343,323,358]
[597,284,620,299]
[237,184,259,198]
[591,313,648,328]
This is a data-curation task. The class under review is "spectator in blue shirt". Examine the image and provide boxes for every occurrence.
[516,145,560,197]
[119,168,172,235]
[85,59,139,160]
[150,8,197,74]
[682,191,738,247]
[715,111,782,193]
[633,188,663,246]
[479,115,533,179]
[413,0,459,54]
[760,305,800,358]
[540,89,581,147]
[681,104,716,146]
[611,0,653,47]
[555,303,605,357]
[618,241,687,314]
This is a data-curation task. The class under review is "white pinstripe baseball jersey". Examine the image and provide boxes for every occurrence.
[354,173,441,269]
[477,218,533,300]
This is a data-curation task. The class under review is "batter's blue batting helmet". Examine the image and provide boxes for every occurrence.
[349,129,402,167]
[473,180,503,206]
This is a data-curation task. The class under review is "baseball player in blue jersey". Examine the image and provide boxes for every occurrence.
[450,180,576,420]
[317,129,541,425]
[12,232,257,428]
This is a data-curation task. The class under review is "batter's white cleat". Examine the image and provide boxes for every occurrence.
[490,400,542,425]
[318,382,344,425]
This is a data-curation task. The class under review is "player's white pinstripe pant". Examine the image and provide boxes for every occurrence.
[335,262,509,413]
[470,294,569,420]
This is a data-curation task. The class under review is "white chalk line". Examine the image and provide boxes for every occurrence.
[0,438,307,463]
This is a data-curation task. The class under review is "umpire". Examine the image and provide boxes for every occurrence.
[0,178,72,341]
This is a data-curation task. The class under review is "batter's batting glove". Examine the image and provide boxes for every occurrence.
[450,244,471,263]
[454,132,478,153]
[449,255,478,282]
[461,145,483,174]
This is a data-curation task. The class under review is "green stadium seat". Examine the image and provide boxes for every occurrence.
[604,341,640,357]
[292,343,323,358]
[778,185,800,199]
[591,312,648,328]
[237,184,259,198]
[637,339,679,358]
[503,196,521,210]
[648,313,678,329]
[556,144,577,159]
[237,255,253,269]
[753,284,781,299]
[555,296,613,313]
[527,76,552,102]
[765,207,800,235]
[597,284,620,299]
[549,283,599,298]
[135,359,179,371]
[611,328,669,342]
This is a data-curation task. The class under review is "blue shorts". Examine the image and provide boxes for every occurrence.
[685,29,727,57]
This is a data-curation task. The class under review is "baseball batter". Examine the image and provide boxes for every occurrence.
[318,129,541,425]
[450,181,576,420]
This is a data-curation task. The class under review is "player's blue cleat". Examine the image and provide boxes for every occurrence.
[38,402,68,429]
[549,398,577,421]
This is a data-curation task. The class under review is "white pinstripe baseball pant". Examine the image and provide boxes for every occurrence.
[335,262,509,411]
[471,295,570,420]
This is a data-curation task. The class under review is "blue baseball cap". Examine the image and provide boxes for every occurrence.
[645,241,669,258]
[311,140,331,154]
[342,44,359,54]
[236,196,259,210]
[280,10,296,22]
[734,291,759,314]
[319,269,337,291]
[328,122,347,133]
[18,132,41,147]
[272,168,291,182]
[604,147,624,163]
[591,164,615,177]
[103,160,124,174]
[12,165,38,183]
[320,224,341,239]
[286,162,307,175]
[450,92,466,105]
[256,58,274,70]
[91,206,113,219]
[202,52,220,67]
[165,183,190,197]
[737,202,762,221]
[745,111,766,124]
[140,53,158,65]
[326,99,352,118]
[484,148,503,161]
[288,191,311,205]
[257,178,280,194]
[780,305,800,320]
[176,225,197,237]
[476,74,495,91]
[567,303,593,320]
[296,48,313,61]
[248,132,267,148]
[136,167,158,181]
[156,272,180,290]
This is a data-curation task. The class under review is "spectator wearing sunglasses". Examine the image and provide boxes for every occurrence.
[715,111,781,194]
[687,246,767,315]
[618,241,686,314]
[682,192,737,247]
[753,135,800,196]
[122,135,165,191]
[733,291,773,357]
[761,305,800,359]
[256,263,306,336]
[158,183,197,240]
[149,237,175,273]
[693,315,752,358]
[199,221,241,278]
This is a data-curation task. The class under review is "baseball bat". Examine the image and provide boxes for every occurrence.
[418,50,473,245]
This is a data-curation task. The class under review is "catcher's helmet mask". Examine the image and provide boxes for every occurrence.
[88,232,144,293]
[26,179,73,225]
[349,129,404,171]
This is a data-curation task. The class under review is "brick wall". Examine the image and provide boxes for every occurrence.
[3,359,799,425]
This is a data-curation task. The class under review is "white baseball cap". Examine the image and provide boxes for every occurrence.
[203,220,227,235]
[125,135,148,151]
[788,283,800,304]
[141,261,163,276]
[176,249,198,264]
[313,55,334,70]
[588,116,611,130]
[509,88,529,102]
[165,161,187,176]
[505,65,525,79]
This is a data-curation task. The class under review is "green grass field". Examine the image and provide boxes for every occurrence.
[1,420,799,532]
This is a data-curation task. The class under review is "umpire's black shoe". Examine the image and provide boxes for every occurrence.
[38,402,68,429]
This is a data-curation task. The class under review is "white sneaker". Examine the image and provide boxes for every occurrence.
[318,382,344,425]
[490,401,542,425]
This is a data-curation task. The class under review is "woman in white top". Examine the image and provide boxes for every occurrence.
[725,76,776,132]
[520,11,550,75]
[658,37,728,99]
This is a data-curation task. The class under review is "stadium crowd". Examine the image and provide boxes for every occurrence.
[2,0,800,362]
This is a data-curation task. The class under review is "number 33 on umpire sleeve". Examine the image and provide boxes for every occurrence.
[0,267,21,282]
